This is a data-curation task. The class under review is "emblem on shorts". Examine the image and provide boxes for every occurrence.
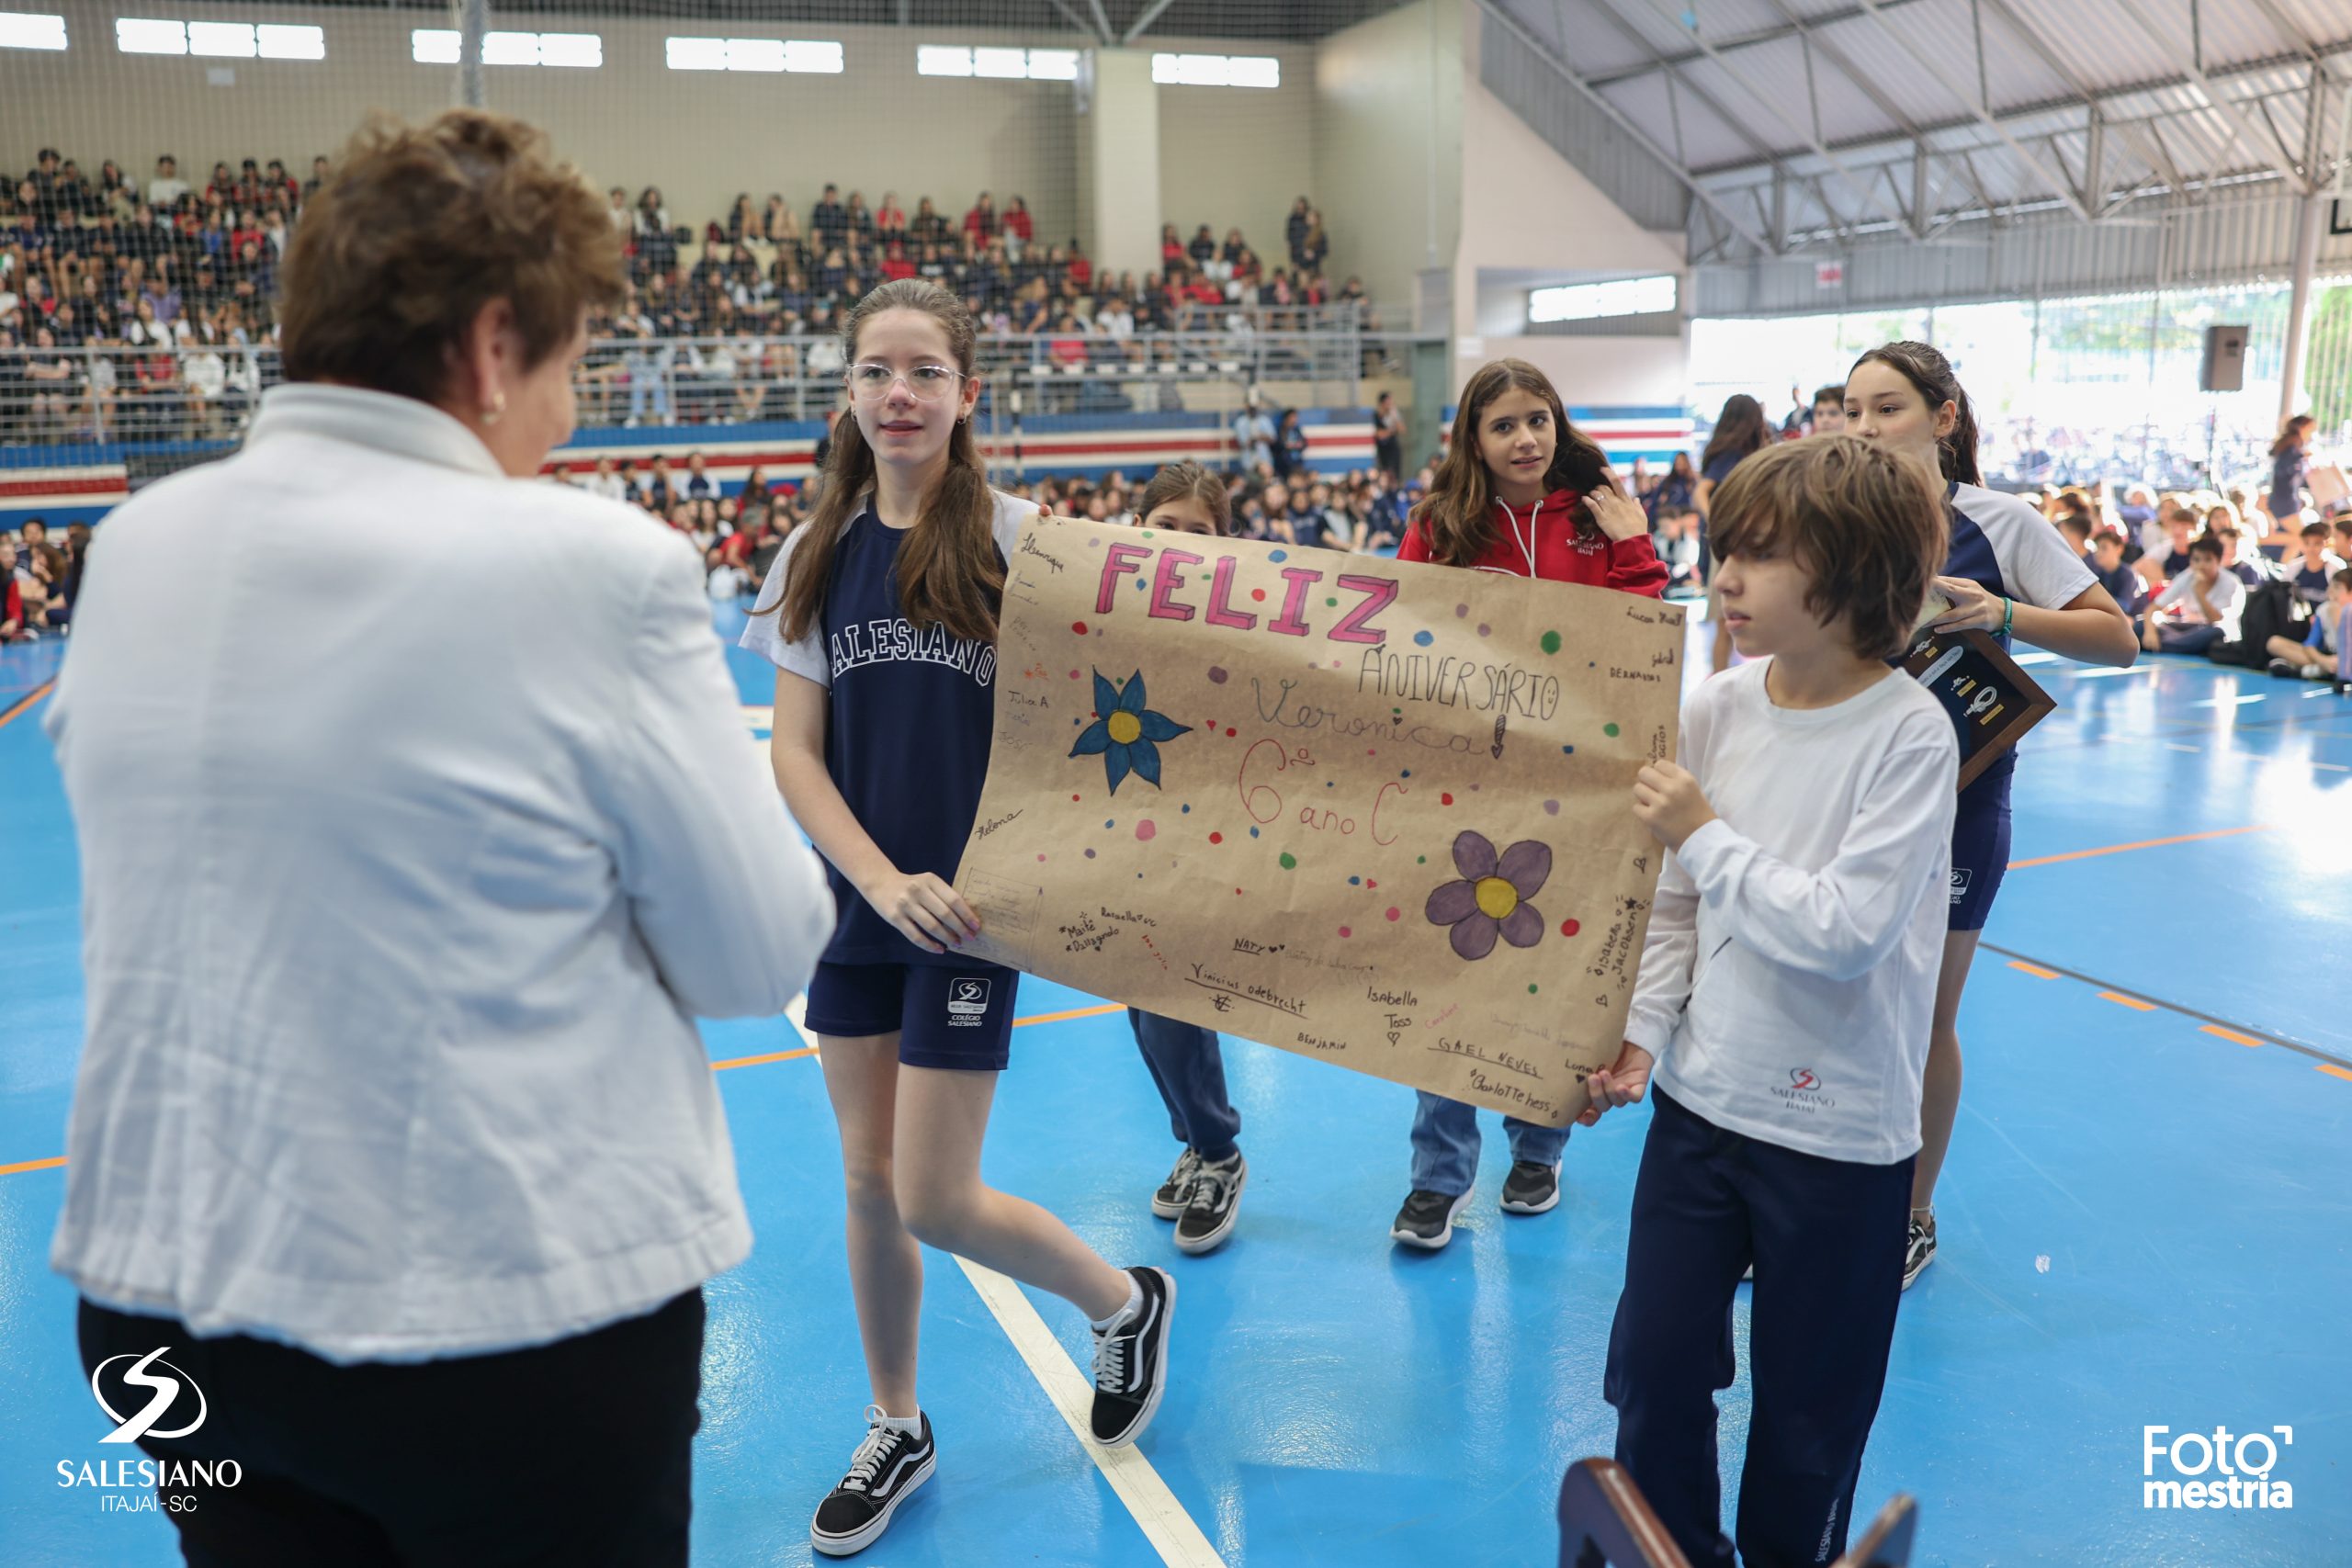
[1949,867,1973,904]
[946,978,992,1026]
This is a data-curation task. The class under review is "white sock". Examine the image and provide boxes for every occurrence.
[1091,1273,1143,1331]
[876,1410,922,1437]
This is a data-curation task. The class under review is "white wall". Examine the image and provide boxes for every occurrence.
[1154,44,1317,280]
[1311,0,1462,311]
[1447,46,1690,408]
[1464,336,1690,408]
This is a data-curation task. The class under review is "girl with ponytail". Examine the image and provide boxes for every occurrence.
[1844,340,2137,1292]
[744,279,1179,1558]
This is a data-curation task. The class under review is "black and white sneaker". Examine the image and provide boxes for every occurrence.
[809,1405,935,1558]
[1902,1213,1937,1292]
[1390,1188,1473,1249]
[1498,1160,1560,1215]
[1174,1153,1246,1255]
[2267,657,2301,678]
[1151,1149,1204,1221]
[1090,1266,1176,1447]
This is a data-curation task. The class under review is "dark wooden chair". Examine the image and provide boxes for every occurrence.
[1557,1458,1918,1568]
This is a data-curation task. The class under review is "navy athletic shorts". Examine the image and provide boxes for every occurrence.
[1946,773,2012,932]
[804,961,1021,1071]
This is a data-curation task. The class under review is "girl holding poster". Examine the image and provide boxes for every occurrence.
[1387,359,1668,1249]
[1842,341,2137,1290]
[744,280,1177,1558]
[1125,461,1254,1258]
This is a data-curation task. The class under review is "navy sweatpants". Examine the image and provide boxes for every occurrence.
[1585,1089,1912,1568]
[1129,1009,1240,1162]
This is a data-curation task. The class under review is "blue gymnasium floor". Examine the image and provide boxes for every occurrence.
[3,610,2348,1568]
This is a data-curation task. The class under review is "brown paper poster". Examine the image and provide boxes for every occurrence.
[953,515,1685,1126]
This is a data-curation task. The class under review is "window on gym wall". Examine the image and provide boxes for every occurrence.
[0,9,67,50]
[410,28,601,67]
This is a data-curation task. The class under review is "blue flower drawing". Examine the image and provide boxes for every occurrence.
[1071,670,1192,795]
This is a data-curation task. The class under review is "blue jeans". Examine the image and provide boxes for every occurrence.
[1409,1090,1568,1196]
[2156,621,2224,655]
[1129,1010,1240,1163]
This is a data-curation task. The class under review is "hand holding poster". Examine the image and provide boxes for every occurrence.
[953,515,1685,1126]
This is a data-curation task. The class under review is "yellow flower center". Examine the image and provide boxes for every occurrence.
[1106,710,1144,745]
[1474,876,1519,920]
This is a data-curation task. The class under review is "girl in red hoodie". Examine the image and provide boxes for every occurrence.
[1386,357,1666,1251]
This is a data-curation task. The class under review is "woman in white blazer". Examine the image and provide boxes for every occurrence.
[46,110,834,1565]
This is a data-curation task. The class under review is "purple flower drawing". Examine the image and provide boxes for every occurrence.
[1424,830,1553,960]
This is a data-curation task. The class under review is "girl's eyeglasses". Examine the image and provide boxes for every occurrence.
[847,362,964,401]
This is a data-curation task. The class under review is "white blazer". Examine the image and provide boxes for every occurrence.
[45,384,834,1362]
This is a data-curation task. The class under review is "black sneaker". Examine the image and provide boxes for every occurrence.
[1090,1266,1176,1448]
[1498,1160,1560,1215]
[1902,1213,1937,1292]
[1173,1153,1246,1255]
[1151,1149,1203,1221]
[2268,657,2300,678]
[809,1405,935,1558]
[1390,1188,1472,1249]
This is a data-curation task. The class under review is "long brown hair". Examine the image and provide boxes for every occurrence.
[1849,340,1983,486]
[1409,358,1613,568]
[771,278,1001,644]
[2271,413,2314,458]
[1699,393,1771,471]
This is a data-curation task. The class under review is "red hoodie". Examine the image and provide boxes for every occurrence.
[1397,489,1668,598]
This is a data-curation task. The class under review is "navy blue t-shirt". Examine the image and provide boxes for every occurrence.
[742,494,1031,965]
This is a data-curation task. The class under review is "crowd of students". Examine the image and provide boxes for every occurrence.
[0,515,85,641]
[0,141,1374,440]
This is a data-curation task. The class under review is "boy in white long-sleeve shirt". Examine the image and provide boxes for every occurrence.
[1578,436,1958,1568]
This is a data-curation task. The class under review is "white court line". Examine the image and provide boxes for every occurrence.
[2011,650,2062,666]
[2070,665,2159,678]
[951,1256,1227,1568]
[2190,694,2268,708]
[2165,742,2202,752]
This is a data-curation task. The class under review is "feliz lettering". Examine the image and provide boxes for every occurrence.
[1095,543,1398,645]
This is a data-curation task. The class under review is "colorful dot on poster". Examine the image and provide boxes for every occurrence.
[1604,723,1621,737]
[1385,907,1400,921]
[1071,793,1081,801]
[1477,624,1491,637]
[1086,537,1100,547]
[1182,804,1191,813]
[1541,630,1563,654]
[1105,819,1116,829]
[1141,530,1155,538]
[1326,596,1339,608]
[1136,820,1157,841]
[1528,984,1539,995]
[1454,604,1470,618]
[1326,780,1336,789]
[1561,919,1581,937]
[1250,827,1261,838]
[1270,549,1288,562]
[1349,875,1361,886]
[1339,926,1352,939]
[1367,879,1377,888]
[1417,855,1427,864]
[1209,666,1229,684]
[1544,799,1560,816]
[1209,832,1224,844]
[1071,621,1088,635]
[1250,589,1267,602]
[1225,727,1237,738]
[1413,630,1435,647]
[1135,578,1147,589]
[1401,769,1412,778]
[1279,852,1297,870]
[1441,792,1454,806]
[1038,853,1047,862]
[1069,670,1082,680]
[1084,848,1096,859]
[1561,745,1575,755]
[1332,660,1344,669]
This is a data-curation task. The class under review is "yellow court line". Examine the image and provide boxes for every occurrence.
[2200,1025,2265,1049]
[2098,992,2158,1012]
[2007,961,2061,979]
[2006,824,2274,870]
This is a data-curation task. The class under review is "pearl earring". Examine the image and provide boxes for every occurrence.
[483,391,507,426]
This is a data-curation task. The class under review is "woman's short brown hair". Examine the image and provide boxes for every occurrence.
[1709,434,1948,663]
[279,110,622,402]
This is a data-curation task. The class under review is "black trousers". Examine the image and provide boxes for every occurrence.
[78,1290,705,1568]
[1585,1091,1911,1568]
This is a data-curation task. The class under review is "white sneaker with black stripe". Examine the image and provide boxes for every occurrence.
[809,1405,935,1558]
[1090,1266,1176,1447]
[1902,1212,1937,1292]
